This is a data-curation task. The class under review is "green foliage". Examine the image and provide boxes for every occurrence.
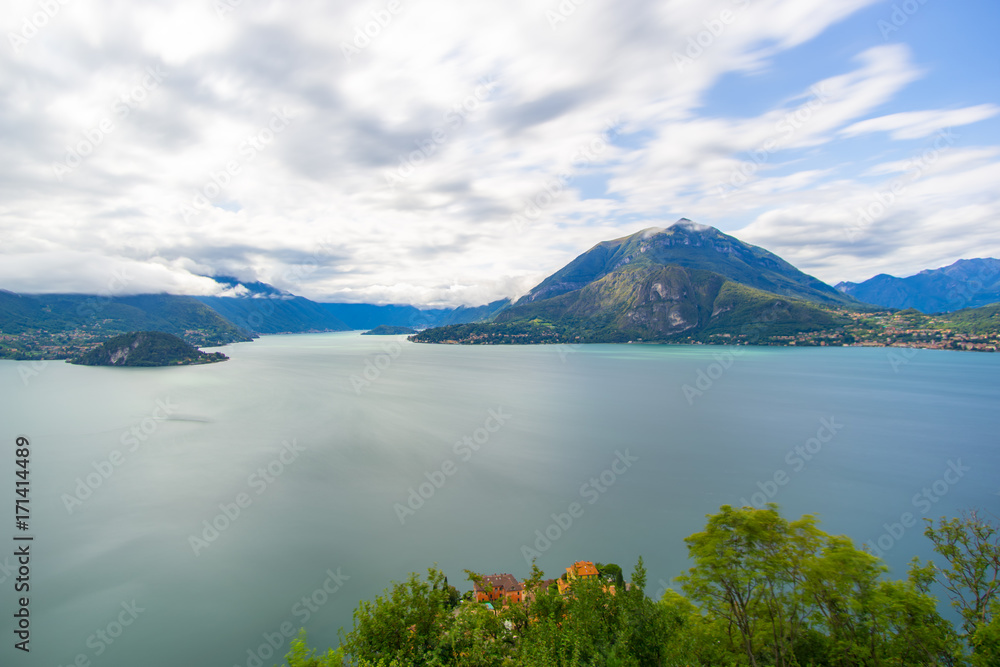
[678,504,958,666]
[946,303,1000,334]
[289,508,1000,666]
[922,511,1000,665]
[69,331,227,366]
[282,629,344,666]
[339,567,456,666]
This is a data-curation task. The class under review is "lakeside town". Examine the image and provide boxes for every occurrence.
[699,308,1000,351]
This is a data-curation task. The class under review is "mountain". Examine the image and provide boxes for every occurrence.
[193,276,350,335]
[0,292,251,346]
[413,220,854,344]
[519,219,854,307]
[319,303,450,329]
[70,331,227,366]
[836,258,1000,313]
[432,299,512,326]
[492,263,841,342]
[210,275,293,298]
[319,298,511,329]
[196,294,350,335]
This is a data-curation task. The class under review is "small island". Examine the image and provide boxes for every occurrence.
[69,331,229,367]
[362,325,417,335]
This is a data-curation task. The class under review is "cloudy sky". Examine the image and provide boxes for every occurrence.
[2,0,998,306]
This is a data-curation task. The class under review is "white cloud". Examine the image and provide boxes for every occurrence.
[0,0,997,305]
[841,104,1000,140]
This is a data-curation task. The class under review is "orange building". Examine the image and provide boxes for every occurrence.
[558,561,600,595]
[473,573,525,604]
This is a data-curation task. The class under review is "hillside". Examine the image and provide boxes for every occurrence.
[69,331,228,367]
[520,219,855,307]
[413,221,854,345]
[837,258,1000,313]
[0,292,252,359]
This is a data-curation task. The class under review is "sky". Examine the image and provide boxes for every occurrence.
[1,0,998,306]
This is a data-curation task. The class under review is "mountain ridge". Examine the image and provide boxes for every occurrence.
[520,219,855,307]
[836,258,1000,313]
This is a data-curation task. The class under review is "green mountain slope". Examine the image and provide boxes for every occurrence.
[413,221,850,345]
[70,331,228,366]
[0,292,251,346]
[521,219,854,306]
[414,265,844,344]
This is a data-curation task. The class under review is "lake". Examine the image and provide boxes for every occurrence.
[1,333,998,666]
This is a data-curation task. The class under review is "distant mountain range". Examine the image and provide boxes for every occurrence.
[317,299,510,330]
[3,224,998,358]
[191,276,512,334]
[0,276,510,359]
[836,258,1000,314]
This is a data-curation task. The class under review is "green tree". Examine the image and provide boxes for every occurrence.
[677,504,818,666]
[922,511,1000,665]
[281,629,344,666]
[339,567,455,665]
[596,563,626,590]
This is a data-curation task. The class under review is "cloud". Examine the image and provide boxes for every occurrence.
[1,0,997,305]
[841,104,1000,140]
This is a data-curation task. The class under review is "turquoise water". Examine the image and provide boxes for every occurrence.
[0,333,997,666]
